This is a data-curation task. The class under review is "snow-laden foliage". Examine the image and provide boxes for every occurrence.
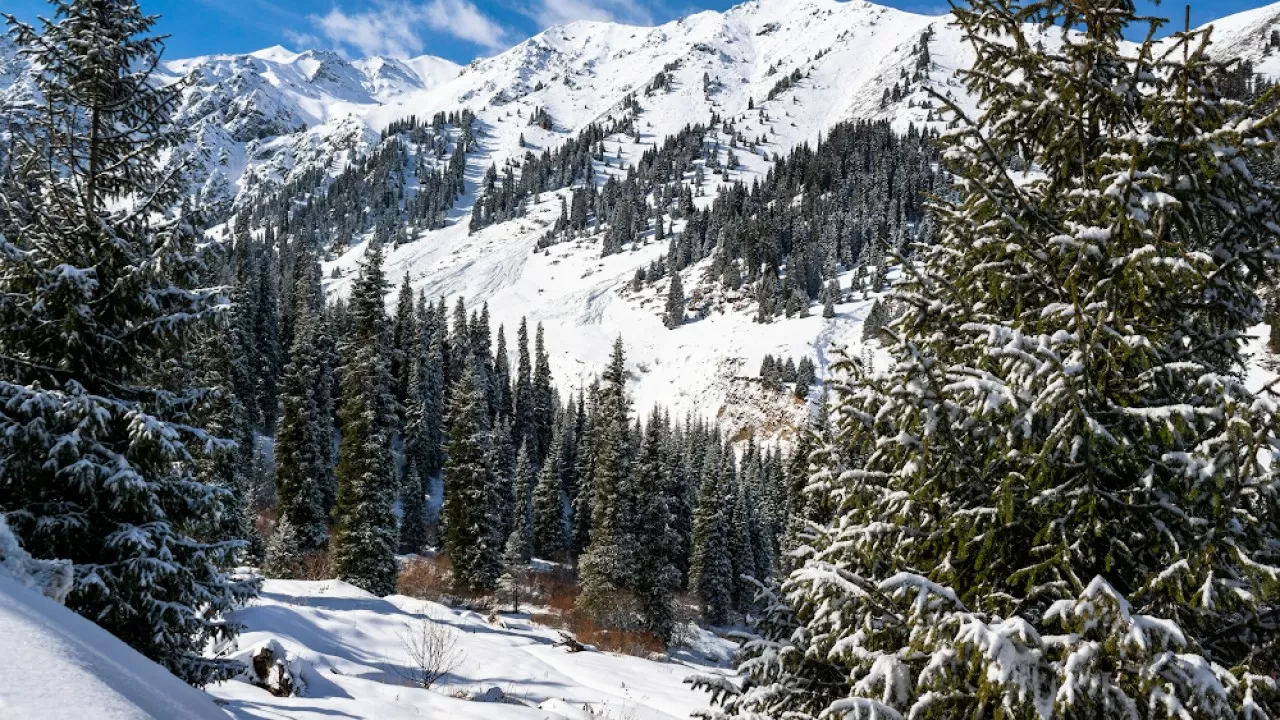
[0,514,71,603]
[330,240,401,596]
[0,0,255,686]
[697,0,1280,717]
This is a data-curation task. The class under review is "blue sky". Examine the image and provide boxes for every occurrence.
[3,0,1274,63]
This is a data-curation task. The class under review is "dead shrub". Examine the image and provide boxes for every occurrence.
[296,550,331,581]
[539,572,580,612]
[395,608,464,689]
[568,612,664,657]
[397,555,455,601]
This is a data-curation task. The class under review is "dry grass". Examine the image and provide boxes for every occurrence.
[569,614,665,657]
[398,556,666,660]
[397,555,455,602]
[297,550,332,581]
[535,568,580,612]
[396,555,498,611]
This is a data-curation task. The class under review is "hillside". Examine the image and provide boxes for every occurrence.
[209,578,735,720]
[3,0,1278,434]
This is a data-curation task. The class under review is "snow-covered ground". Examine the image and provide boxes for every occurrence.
[0,520,229,720]
[208,579,736,720]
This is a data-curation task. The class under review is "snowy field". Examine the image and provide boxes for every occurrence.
[0,571,736,720]
[210,579,736,720]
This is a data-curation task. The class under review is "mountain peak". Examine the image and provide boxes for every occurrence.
[248,45,299,63]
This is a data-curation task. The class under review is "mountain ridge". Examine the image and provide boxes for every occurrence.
[4,0,1280,438]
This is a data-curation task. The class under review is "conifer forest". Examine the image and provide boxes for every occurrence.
[2,0,1280,718]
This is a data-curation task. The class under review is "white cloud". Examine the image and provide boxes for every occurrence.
[528,0,661,28]
[302,0,510,58]
[424,0,511,51]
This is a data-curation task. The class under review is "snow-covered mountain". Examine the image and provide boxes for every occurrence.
[4,0,1279,437]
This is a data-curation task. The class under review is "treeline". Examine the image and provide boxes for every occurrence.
[215,228,805,643]
[227,110,477,255]
[476,111,943,324]
[467,114,638,232]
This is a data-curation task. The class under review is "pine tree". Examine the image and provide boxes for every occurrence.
[273,252,332,553]
[392,272,416,408]
[577,339,636,618]
[702,1,1280,716]
[514,318,535,453]
[533,323,555,462]
[509,443,535,562]
[726,472,757,615]
[192,248,258,559]
[0,0,255,685]
[441,366,501,592]
[633,412,680,643]
[399,457,427,554]
[665,271,685,328]
[254,240,282,433]
[330,241,400,597]
[498,530,530,613]
[262,515,302,579]
[533,434,567,561]
[689,444,733,626]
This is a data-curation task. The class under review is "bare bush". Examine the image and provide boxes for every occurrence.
[297,550,331,581]
[397,608,464,689]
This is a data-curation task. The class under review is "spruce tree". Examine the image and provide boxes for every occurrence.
[689,445,733,625]
[577,339,635,618]
[399,457,427,554]
[441,365,501,592]
[665,271,685,328]
[702,1,1280,716]
[192,249,258,559]
[262,515,302,580]
[273,252,331,553]
[533,434,567,561]
[330,241,400,597]
[508,443,535,562]
[0,0,254,685]
[253,240,282,433]
[514,318,535,453]
[533,323,555,462]
[633,412,680,643]
[392,272,416,408]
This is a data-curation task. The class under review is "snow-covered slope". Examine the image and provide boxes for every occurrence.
[0,574,231,720]
[209,579,734,720]
[1199,1,1280,77]
[5,0,1279,435]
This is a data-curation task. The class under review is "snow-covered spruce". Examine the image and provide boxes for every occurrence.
[330,240,401,596]
[696,0,1280,717]
[0,0,255,685]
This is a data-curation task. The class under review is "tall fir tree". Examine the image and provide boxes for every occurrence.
[532,323,555,462]
[533,429,568,561]
[399,457,427,554]
[253,239,282,433]
[392,272,416,409]
[273,251,332,556]
[0,0,254,685]
[689,444,733,625]
[441,364,501,592]
[633,411,681,643]
[508,442,535,563]
[665,271,686,328]
[577,339,636,616]
[330,241,400,596]
[514,318,535,454]
[193,246,259,559]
